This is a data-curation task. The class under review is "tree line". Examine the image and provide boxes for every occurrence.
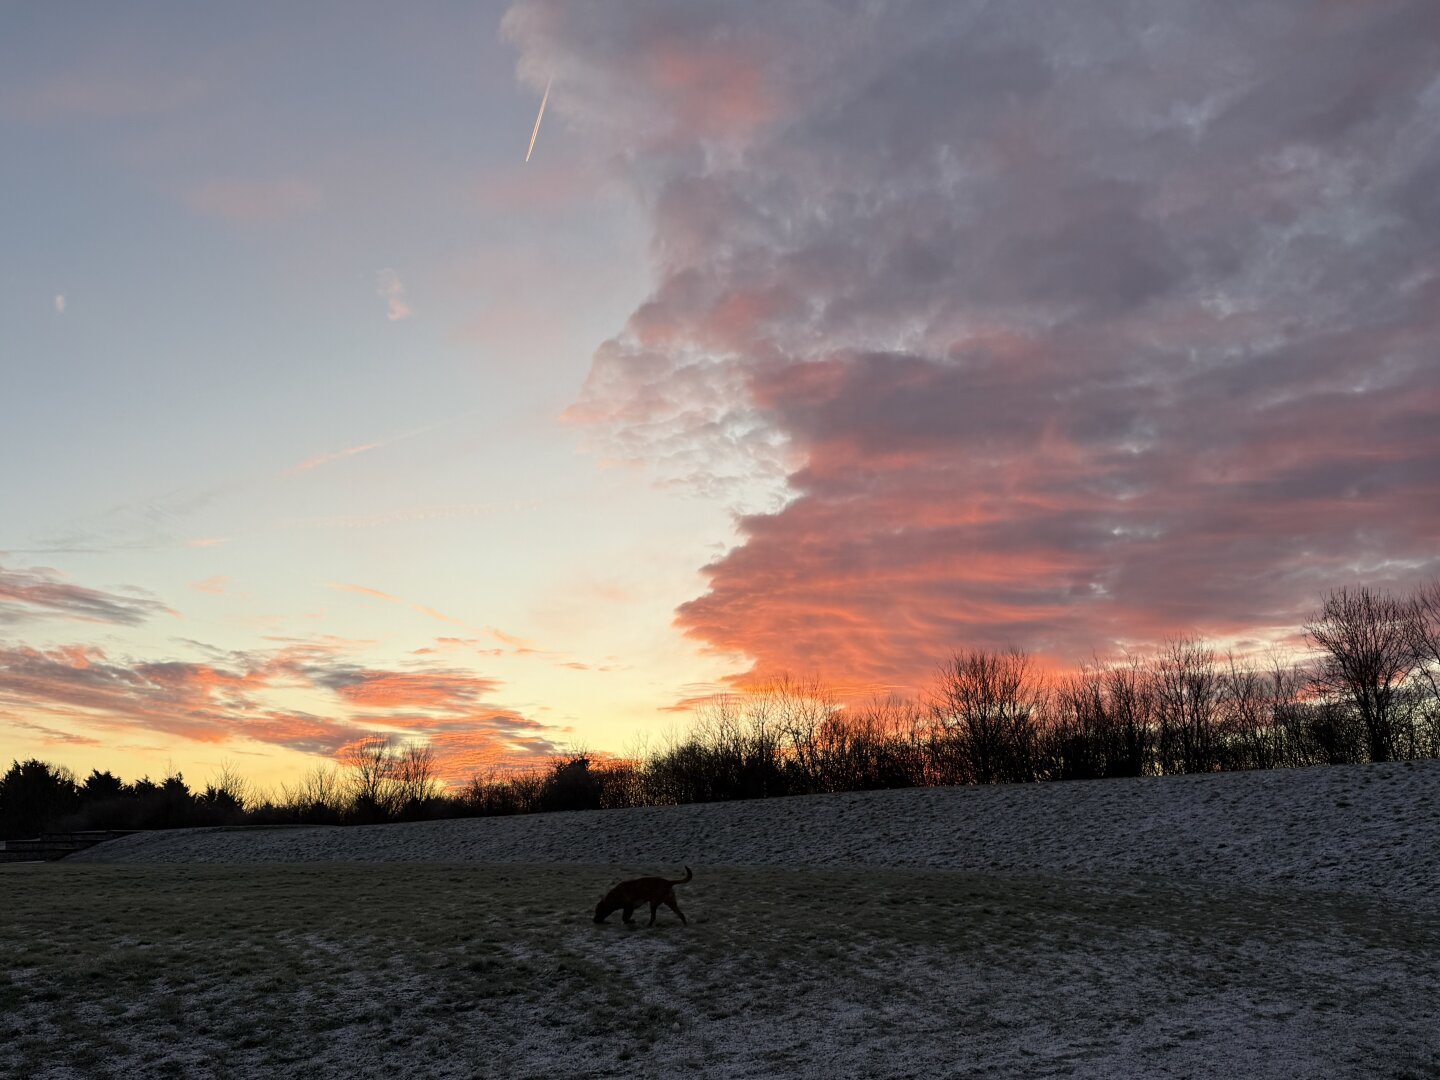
[3,580,1438,840]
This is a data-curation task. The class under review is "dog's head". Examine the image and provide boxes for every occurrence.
[593,899,615,924]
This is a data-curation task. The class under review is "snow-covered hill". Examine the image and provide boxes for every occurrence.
[74,759,1439,905]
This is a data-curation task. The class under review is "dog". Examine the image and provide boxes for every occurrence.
[593,866,691,926]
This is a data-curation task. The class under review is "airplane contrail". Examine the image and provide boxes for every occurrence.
[525,77,552,163]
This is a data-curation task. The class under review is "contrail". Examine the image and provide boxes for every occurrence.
[525,77,552,163]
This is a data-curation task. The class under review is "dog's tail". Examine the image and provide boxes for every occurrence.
[669,866,692,886]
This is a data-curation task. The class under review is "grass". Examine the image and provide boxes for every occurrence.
[2,863,1437,1078]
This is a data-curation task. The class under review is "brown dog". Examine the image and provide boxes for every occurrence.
[593,866,691,926]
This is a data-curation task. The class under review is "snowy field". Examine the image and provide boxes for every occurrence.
[4,761,1437,1078]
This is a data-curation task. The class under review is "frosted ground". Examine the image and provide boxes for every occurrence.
[3,761,1436,1078]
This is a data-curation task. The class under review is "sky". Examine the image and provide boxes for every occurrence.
[3,0,1438,790]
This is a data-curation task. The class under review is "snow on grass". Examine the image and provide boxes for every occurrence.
[2,864,1436,1078]
[5,761,1438,1078]
[72,760,1439,906]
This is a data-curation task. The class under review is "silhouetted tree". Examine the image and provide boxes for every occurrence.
[1049,670,1130,780]
[693,692,786,799]
[277,764,347,823]
[1103,655,1155,776]
[817,695,928,790]
[540,755,605,811]
[80,769,125,802]
[1152,638,1222,774]
[1254,657,1316,770]
[1307,586,1417,762]
[342,736,396,822]
[151,774,196,829]
[0,760,79,840]
[759,675,840,790]
[392,742,442,817]
[1305,700,1366,764]
[1407,578,1440,758]
[930,649,1042,784]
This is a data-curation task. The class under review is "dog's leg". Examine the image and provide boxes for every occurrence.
[665,897,687,926]
[622,905,635,925]
[647,900,659,926]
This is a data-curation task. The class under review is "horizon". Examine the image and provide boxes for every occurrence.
[4,1,1439,792]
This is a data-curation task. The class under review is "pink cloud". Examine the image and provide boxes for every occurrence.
[330,670,501,710]
[645,36,776,140]
[0,638,566,777]
[513,0,1440,691]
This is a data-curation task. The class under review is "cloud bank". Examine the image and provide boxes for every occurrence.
[0,562,563,778]
[0,631,563,782]
[508,0,1440,689]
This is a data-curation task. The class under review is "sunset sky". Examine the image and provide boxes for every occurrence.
[3,1,1438,790]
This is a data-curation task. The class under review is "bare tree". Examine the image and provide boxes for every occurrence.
[756,674,839,790]
[1151,638,1222,774]
[930,649,1042,784]
[1049,670,1111,780]
[341,735,396,819]
[280,764,346,818]
[204,760,252,810]
[697,692,779,798]
[1103,653,1155,776]
[1047,652,1161,780]
[1306,586,1417,762]
[1407,578,1440,756]
[1219,654,1273,770]
[819,694,927,790]
[392,741,441,812]
[1258,654,1315,769]
[648,692,788,803]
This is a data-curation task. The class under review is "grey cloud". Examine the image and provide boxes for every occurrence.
[0,564,172,626]
[512,0,1440,680]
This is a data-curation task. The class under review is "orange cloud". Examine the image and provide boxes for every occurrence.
[0,638,567,777]
[331,670,501,710]
[424,728,561,782]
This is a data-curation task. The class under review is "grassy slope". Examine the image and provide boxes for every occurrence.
[3,863,1437,1079]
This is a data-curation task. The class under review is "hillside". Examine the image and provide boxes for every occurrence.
[73,759,1438,905]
